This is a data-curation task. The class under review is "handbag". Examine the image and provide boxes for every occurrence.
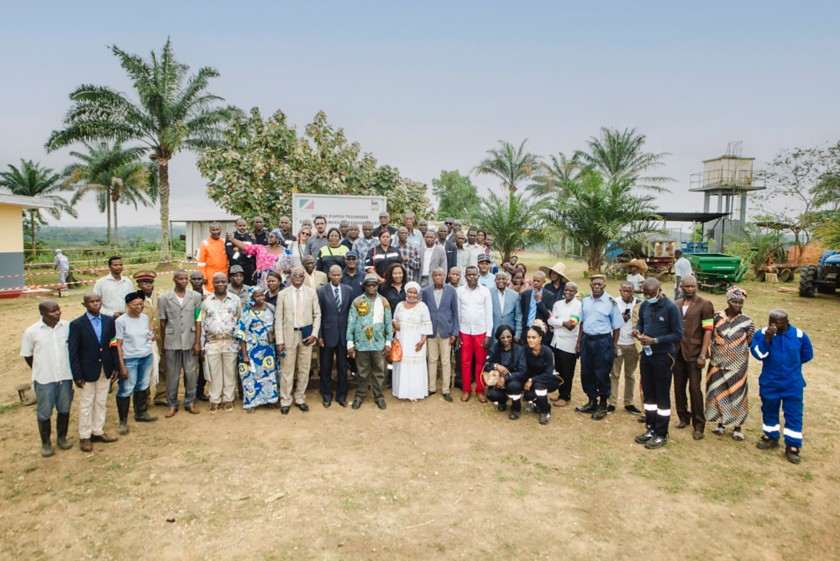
[389,338,403,362]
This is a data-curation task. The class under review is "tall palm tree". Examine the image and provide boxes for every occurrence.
[0,160,77,253]
[528,151,585,199]
[581,127,671,191]
[64,141,148,248]
[540,168,660,272]
[46,38,238,261]
[473,140,540,195]
[108,161,153,248]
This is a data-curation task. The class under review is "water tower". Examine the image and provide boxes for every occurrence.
[689,141,765,251]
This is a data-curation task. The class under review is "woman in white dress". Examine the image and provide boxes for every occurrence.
[391,281,433,401]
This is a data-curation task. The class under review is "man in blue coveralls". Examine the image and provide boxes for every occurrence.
[750,308,814,464]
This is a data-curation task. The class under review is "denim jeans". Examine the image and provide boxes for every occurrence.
[34,380,74,420]
[117,354,153,397]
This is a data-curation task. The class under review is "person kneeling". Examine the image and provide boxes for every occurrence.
[484,325,527,420]
[523,321,561,425]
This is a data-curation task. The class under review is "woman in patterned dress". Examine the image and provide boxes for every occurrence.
[228,229,294,290]
[705,286,756,441]
[235,287,279,412]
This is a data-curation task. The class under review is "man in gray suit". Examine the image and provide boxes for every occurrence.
[317,265,354,408]
[421,267,460,402]
[490,271,522,341]
[418,230,447,288]
[158,270,203,417]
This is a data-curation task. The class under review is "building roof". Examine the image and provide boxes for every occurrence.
[657,211,729,223]
[0,193,56,209]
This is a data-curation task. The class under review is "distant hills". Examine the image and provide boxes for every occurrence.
[39,225,186,246]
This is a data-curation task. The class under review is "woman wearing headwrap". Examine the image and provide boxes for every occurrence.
[234,286,279,412]
[115,291,157,435]
[705,286,756,441]
[391,281,433,401]
[227,229,294,290]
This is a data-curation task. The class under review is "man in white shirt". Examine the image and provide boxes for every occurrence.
[609,282,643,415]
[20,300,74,457]
[457,266,493,402]
[626,259,646,294]
[464,229,484,267]
[547,282,581,407]
[418,231,447,288]
[673,250,693,299]
[92,256,134,317]
[455,232,472,282]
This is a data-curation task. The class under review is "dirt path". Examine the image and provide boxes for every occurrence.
[1,267,838,561]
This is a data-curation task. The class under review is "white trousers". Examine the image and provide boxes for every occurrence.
[78,375,110,438]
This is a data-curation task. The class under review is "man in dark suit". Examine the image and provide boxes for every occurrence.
[491,271,522,338]
[673,276,714,440]
[436,226,458,273]
[518,271,555,343]
[68,293,119,453]
[317,265,354,407]
[422,267,460,401]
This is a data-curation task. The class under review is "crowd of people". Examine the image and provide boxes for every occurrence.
[20,211,814,465]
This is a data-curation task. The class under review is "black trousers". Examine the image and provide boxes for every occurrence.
[525,377,561,414]
[190,359,206,399]
[551,347,577,401]
[319,344,348,403]
[486,379,524,411]
[640,352,675,437]
[580,335,614,399]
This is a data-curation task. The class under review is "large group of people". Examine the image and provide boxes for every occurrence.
[20,212,814,465]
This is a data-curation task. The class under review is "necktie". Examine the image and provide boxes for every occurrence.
[528,291,538,326]
[334,285,341,309]
[295,289,304,326]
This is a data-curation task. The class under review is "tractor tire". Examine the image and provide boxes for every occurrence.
[815,266,836,294]
[799,265,817,297]
[778,269,793,283]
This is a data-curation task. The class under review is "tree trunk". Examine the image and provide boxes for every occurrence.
[106,189,112,250]
[29,211,37,259]
[113,200,119,251]
[158,158,172,262]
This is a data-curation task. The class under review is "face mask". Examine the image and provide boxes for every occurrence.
[646,295,659,304]
[406,296,418,303]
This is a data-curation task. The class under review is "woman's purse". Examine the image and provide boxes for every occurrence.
[389,338,403,362]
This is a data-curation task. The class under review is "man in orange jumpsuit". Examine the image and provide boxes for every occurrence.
[197,223,228,289]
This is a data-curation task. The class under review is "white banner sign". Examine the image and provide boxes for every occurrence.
[291,193,387,233]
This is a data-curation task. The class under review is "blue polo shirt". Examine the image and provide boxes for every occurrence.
[580,293,624,336]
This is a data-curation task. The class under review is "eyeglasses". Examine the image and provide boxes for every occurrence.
[301,232,310,236]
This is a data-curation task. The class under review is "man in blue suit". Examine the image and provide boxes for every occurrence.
[317,265,354,408]
[421,267,460,402]
[68,293,120,453]
[490,271,522,340]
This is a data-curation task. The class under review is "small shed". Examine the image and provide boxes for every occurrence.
[169,215,238,261]
[0,194,55,295]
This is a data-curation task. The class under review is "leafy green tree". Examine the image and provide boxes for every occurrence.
[431,170,480,220]
[581,127,671,191]
[473,140,540,195]
[64,142,153,249]
[0,160,77,253]
[198,108,431,221]
[46,38,238,261]
[540,168,659,272]
[472,192,539,263]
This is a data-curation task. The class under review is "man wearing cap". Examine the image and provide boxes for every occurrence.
[53,249,70,296]
[575,275,624,421]
[418,230,447,288]
[626,259,646,294]
[227,265,249,305]
[477,254,496,290]
[226,218,257,285]
[135,270,167,407]
[276,266,321,415]
[92,256,134,317]
[197,223,228,290]
[541,261,568,303]
[158,270,203,418]
[347,274,393,410]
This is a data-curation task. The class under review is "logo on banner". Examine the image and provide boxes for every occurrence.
[298,198,316,210]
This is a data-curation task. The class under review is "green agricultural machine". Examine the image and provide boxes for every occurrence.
[683,253,749,293]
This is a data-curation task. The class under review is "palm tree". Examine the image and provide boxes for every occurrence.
[472,192,539,263]
[540,168,660,273]
[46,38,238,261]
[108,161,153,249]
[0,160,77,253]
[473,140,540,195]
[64,142,148,248]
[581,127,671,191]
[528,151,585,199]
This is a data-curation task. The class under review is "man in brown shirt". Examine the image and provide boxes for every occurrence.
[673,276,714,440]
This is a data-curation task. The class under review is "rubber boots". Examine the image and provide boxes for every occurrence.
[134,389,158,423]
[56,412,73,450]
[38,419,54,457]
[116,395,131,435]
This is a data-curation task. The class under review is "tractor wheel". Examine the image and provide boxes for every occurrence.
[815,266,835,294]
[799,265,817,297]
[778,269,793,283]
[755,270,766,282]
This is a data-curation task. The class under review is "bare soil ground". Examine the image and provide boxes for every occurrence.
[1,255,838,561]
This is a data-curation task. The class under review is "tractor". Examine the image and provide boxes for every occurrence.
[799,250,840,297]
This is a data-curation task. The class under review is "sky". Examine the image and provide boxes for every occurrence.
[1,1,838,227]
